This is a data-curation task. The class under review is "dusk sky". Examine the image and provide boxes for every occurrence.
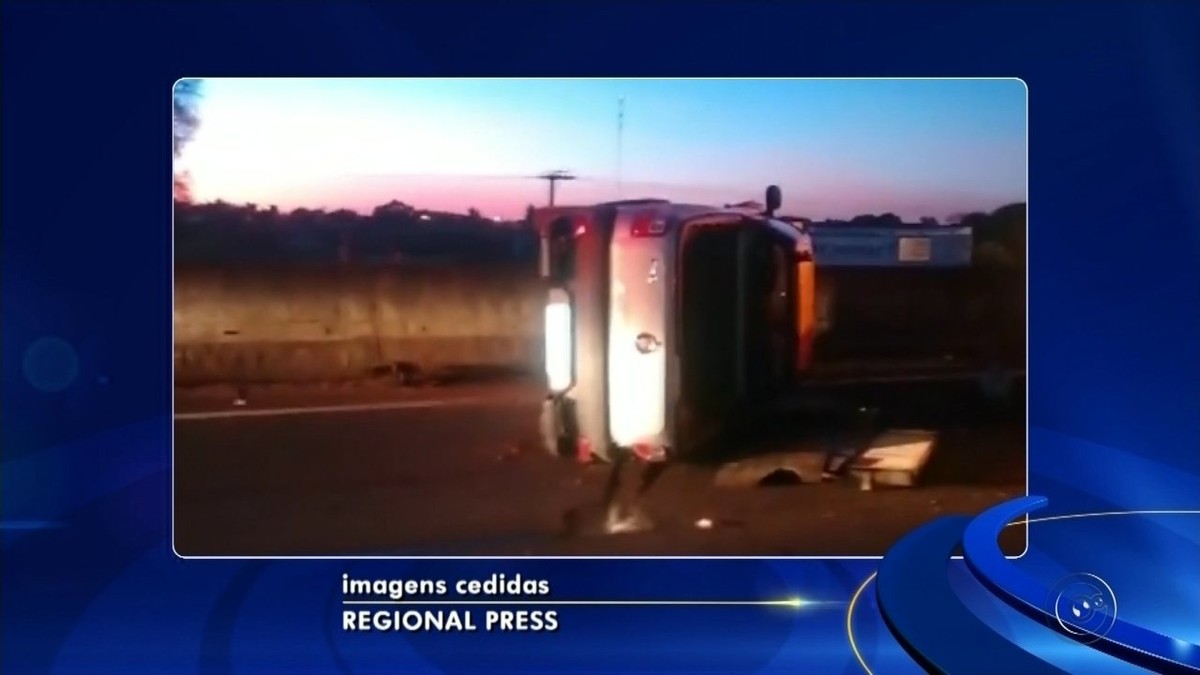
[178,78,1026,221]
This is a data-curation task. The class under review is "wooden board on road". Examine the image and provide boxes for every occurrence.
[714,428,937,490]
[849,429,937,489]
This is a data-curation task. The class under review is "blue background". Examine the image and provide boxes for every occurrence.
[3,1,1198,673]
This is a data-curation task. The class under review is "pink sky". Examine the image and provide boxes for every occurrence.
[226,174,1014,222]
[178,78,1026,221]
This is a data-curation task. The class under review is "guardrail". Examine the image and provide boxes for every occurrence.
[173,264,544,385]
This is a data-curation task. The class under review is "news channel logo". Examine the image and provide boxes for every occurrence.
[1044,572,1118,645]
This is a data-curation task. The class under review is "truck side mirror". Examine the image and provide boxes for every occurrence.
[765,185,782,216]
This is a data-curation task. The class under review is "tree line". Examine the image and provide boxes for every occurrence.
[174,199,1025,268]
[174,200,540,266]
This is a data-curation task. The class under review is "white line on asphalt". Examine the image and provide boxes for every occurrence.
[174,397,508,421]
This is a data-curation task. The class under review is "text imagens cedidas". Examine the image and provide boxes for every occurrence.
[341,573,551,600]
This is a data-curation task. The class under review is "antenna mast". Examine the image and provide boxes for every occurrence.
[617,96,625,199]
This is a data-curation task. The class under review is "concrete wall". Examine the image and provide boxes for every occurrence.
[175,262,1024,386]
[174,264,544,385]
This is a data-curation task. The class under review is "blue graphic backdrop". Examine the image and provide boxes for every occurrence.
[2,1,1198,673]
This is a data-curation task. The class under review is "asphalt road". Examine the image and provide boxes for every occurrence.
[173,381,1026,557]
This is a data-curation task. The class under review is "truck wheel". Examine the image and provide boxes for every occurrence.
[539,398,617,463]
[539,398,566,457]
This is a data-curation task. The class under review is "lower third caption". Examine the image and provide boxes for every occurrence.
[340,573,560,633]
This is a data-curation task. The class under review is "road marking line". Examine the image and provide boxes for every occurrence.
[174,396,514,421]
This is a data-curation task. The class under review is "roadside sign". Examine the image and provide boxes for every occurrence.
[809,226,971,267]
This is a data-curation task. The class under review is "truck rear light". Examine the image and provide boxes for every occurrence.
[630,211,667,238]
[545,288,573,393]
[576,437,593,464]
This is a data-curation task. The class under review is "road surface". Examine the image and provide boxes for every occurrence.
[174,381,1026,557]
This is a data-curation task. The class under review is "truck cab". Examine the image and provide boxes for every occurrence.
[536,191,812,464]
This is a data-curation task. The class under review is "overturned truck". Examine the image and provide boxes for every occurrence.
[535,187,1024,466]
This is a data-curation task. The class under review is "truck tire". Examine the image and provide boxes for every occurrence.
[539,398,565,457]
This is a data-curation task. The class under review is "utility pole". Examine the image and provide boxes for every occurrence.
[536,170,576,206]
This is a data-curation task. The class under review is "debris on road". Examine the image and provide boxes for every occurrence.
[847,429,937,489]
[714,428,937,491]
[714,450,825,488]
[494,445,522,462]
[604,505,654,535]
